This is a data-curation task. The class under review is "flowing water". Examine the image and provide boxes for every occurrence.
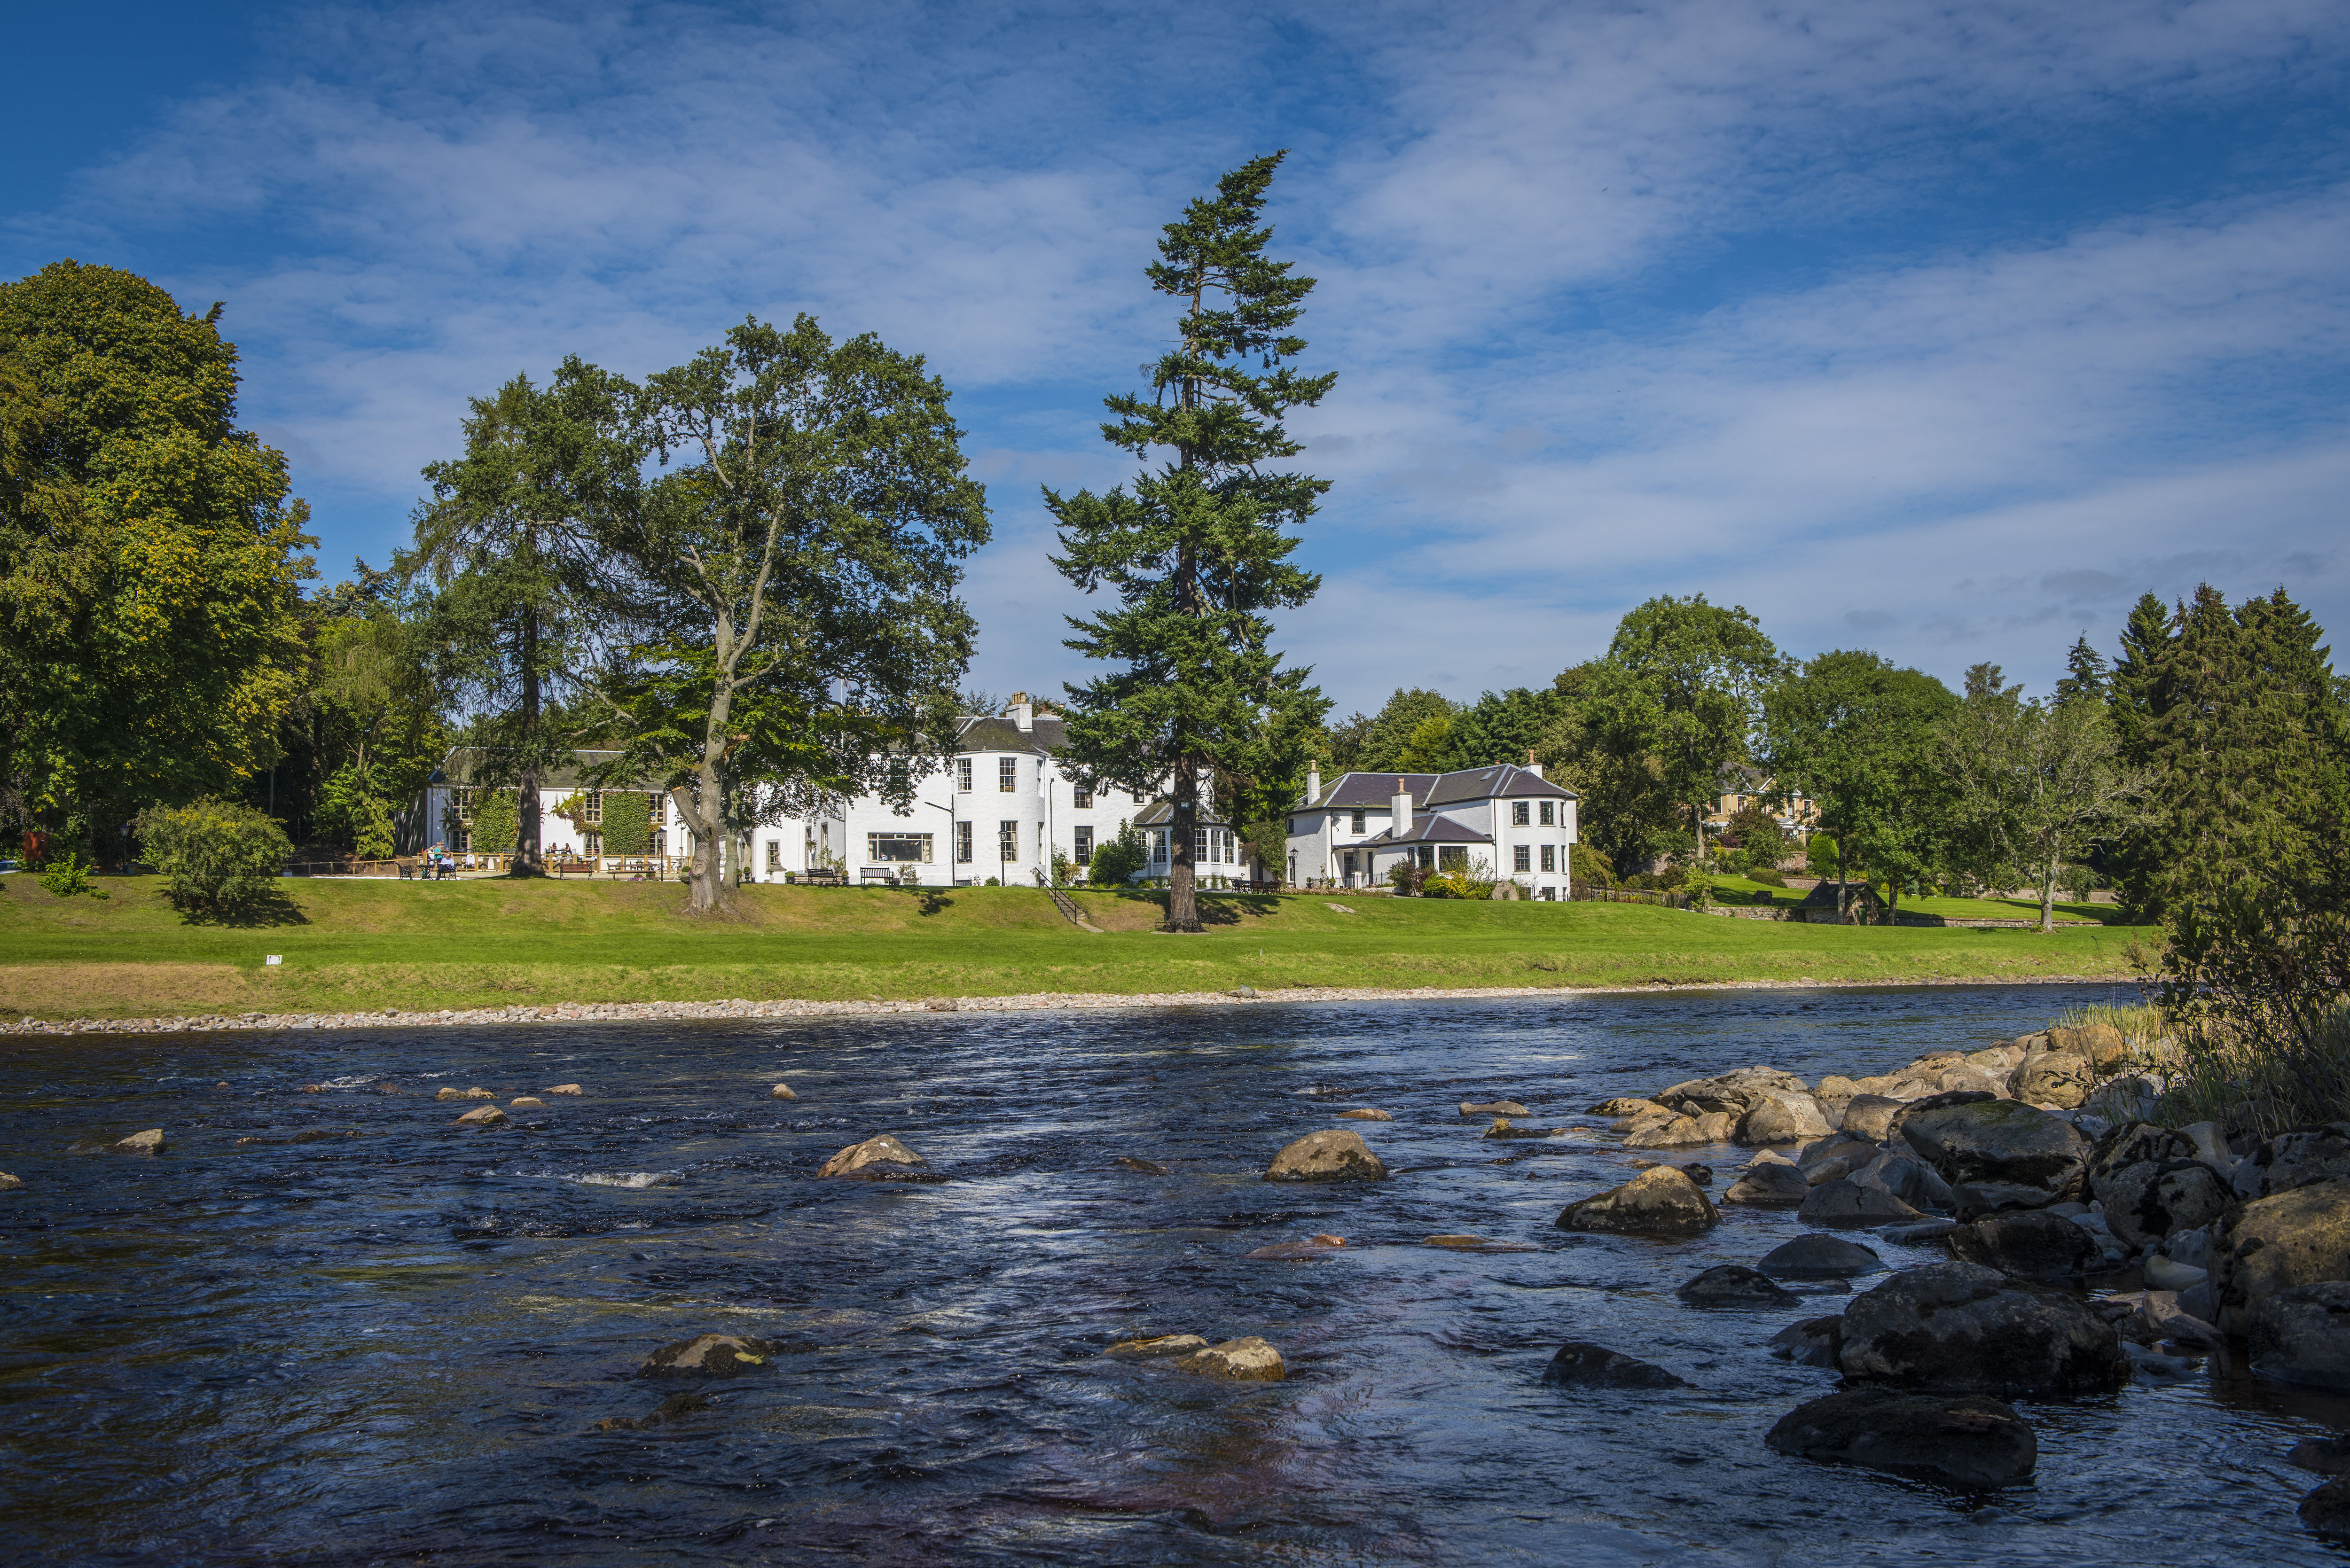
[2,984,2343,1566]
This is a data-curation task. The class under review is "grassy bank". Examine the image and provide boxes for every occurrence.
[0,874,2155,1021]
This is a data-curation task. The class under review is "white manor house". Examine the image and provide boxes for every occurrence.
[407,693,1253,887]
[1282,760,1579,897]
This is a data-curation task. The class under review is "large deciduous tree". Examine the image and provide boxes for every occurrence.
[1937,663,2146,932]
[1047,153,1335,931]
[406,363,635,872]
[600,315,988,913]
[1586,595,1786,861]
[1763,650,1957,921]
[0,261,310,858]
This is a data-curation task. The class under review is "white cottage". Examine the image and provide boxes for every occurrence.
[1285,761,1578,898]
[813,692,1246,887]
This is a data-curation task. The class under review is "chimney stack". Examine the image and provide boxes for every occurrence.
[1524,747,1544,780]
[1391,777,1413,837]
[1010,691,1033,733]
[1305,759,1321,805]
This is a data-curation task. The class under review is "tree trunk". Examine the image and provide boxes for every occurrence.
[1167,764,1200,931]
[2039,853,2058,934]
[517,603,543,875]
[676,781,725,914]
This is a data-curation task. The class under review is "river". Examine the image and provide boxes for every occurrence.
[1,983,2342,1566]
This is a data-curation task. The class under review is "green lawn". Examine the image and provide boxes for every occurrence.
[1703,874,2116,924]
[0,873,2156,1021]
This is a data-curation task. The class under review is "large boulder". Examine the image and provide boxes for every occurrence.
[1946,1210,2105,1281]
[2250,1282,2350,1392]
[2213,1179,2350,1335]
[1556,1166,1718,1239]
[2233,1123,2350,1201]
[1723,1162,1810,1208]
[1837,1262,2128,1396]
[2097,1156,2234,1249]
[1760,1234,1884,1279]
[1901,1100,2087,1217]
[1740,1092,1834,1146]
[1676,1264,1800,1307]
[1625,1114,1717,1149]
[1838,1094,1909,1143]
[2013,1053,2092,1108]
[1265,1128,1388,1182]
[818,1134,927,1178]
[1797,1178,1923,1227]
[1540,1342,1689,1388]
[1766,1389,2036,1488]
[1658,1067,1808,1118]
[2304,1479,2350,1542]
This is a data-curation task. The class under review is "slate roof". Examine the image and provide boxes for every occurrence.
[1308,764,1576,809]
[955,715,1068,755]
[1130,799,1232,829]
[1357,815,1493,847]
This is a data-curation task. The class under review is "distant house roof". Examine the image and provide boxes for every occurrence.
[955,715,1068,756]
[1130,800,1232,829]
[1308,764,1576,808]
[428,748,660,792]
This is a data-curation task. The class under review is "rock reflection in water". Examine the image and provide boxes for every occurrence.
[0,984,2342,1566]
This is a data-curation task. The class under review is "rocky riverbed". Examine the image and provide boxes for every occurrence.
[0,984,2342,1565]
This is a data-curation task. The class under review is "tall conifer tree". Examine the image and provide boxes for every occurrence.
[1048,153,1335,930]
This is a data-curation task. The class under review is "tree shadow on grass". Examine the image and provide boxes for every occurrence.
[1097,890,1280,927]
[173,888,311,928]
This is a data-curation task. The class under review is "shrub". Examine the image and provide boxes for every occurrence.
[1387,860,1426,896]
[1568,843,1614,890]
[135,799,292,917]
[1747,866,1788,887]
[1088,822,1148,886]
[38,850,105,899]
[1805,832,1839,877]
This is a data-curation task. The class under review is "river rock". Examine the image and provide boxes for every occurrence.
[1170,1335,1284,1381]
[1760,1234,1884,1279]
[1803,1157,1854,1187]
[2144,1254,2208,1291]
[2291,1437,2350,1476]
[1724,1162,1810,1208]
[1770,1315,1842,1366]
[1740,1092,1834,1146]
[818,1134,927,1178]
[1115,1156,1170,1174]
[434,1086,464,1100]
[2306,1479,2350,1542]
[1766,1389,2036,1487]
[509,1097,544,1107]
[2250,1282,2350,1391]
[1590,1098,1667,1117]
[1798,1178,1924,1227]
[453,1106,507,1126]
[1625,1115,1713,1148]
[543,1084,583,1095]
[1677,1264,1800,1307]
[1901,1099,2087,1217]
[1461,1100,1529,1116]
[1483,1118,1559,1141]
[1946,1210,2104,1281]
[1265,1128,1388,1182]
[1336,1108,1392,1121]
[641,1333,773,1376]
[113,1128,166,1153]
[1838,1095,1909,1143]
[2013,1053,2092,1108]
[1837,1262,2127,1396]
[1937,1067,2010,1098]
[1540,1342,1690,1388]
[2235,1124,2350,1201]
[0,1172,19,1191]
[1556,1165,1718,1238]
[1660,1067,1808,1118]
[1105,1334,1208,1359]
[770,1084,797,1100]
[1679,1162,1712,1185]
[2215,1179,2350,1334]
[594,1391,712,1431]
[1887,1088,1998,1141]
[2049,1021,2133,1069]
[1246,1234,1347,1259]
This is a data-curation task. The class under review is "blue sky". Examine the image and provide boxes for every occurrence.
[7,0,2345,713]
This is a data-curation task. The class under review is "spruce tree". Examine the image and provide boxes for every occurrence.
[2054,633,2110,704]
[1048,153,1335,930]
